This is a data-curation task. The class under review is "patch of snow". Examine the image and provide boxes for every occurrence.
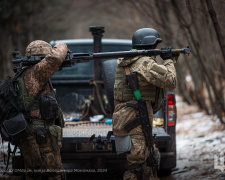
[191,112,204,118]
[173,97,225,180]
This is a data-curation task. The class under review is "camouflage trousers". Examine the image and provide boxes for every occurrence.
[18,122,64,180]
[123,135,159,180]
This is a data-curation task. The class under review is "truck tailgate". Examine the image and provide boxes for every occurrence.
[63,121,112,137]
[63,121,170,141]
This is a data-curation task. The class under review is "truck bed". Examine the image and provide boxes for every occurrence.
[63,121,112,137]
[63,120,170,141]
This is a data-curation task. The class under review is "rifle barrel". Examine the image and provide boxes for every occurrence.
[12,46,191,70]
[71,47,190,60]
[92,49,161,59]
[67,47,190,63]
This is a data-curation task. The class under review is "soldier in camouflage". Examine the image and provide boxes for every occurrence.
[113,28,177,180]
[16,40,68,180]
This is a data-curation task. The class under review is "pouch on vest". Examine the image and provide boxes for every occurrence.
[0,113,31,144]
[48,81,65,127]
[115,135,132,154]
[40,94,59,121]
[49,125,62,152]
[55,107,65,127]
[36,127,47,144]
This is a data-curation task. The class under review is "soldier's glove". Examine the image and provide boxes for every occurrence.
[160,46,172,60]
[36,127,47,144]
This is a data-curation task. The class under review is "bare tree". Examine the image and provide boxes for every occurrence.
[205,0,225,62]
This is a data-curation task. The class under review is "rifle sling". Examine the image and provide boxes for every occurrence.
[123,66,140,132]
[11,67,47,113]
[25,82,47,112]
[4,142,17,174]
[12,67,30,82]
[122,117,142,132]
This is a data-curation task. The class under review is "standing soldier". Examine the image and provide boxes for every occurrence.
[15,40,68,179]
[113,28,177,180]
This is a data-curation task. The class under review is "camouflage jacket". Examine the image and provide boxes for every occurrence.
[112,56,177,136]
[23,43,68,119]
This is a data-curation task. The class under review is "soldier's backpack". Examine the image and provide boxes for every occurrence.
[0,68,32,145]
[0,68,48,172]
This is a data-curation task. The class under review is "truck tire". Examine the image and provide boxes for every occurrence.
[102,59,118,115]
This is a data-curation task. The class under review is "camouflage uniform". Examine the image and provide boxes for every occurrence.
[113,55,176,180]
[17,40,68,180]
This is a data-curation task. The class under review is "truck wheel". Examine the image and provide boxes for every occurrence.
[102,59,118,116]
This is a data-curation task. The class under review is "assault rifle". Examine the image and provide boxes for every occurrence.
[123,71,159,177]
[12,46,191,72]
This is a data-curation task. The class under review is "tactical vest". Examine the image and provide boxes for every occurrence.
[14,70,64,127]
[114,59,164,113]
[114,65,156,102]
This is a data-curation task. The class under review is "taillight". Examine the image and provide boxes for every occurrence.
[167,94,176,126]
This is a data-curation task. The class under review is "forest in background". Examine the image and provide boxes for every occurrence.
[0,0,224,122]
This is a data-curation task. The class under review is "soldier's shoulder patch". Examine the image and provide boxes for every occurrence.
[150,63,167,76]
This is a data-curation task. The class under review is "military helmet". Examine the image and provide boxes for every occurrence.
[25,40,52,56]
[132,28,162,49]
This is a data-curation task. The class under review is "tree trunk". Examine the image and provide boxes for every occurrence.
[205,0,225,62]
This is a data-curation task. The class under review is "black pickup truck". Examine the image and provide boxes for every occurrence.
[49,34,177,178]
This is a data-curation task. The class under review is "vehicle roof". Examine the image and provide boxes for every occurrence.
[49,39,132,46]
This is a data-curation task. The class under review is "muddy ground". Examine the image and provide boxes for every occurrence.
[0,96,225,180]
